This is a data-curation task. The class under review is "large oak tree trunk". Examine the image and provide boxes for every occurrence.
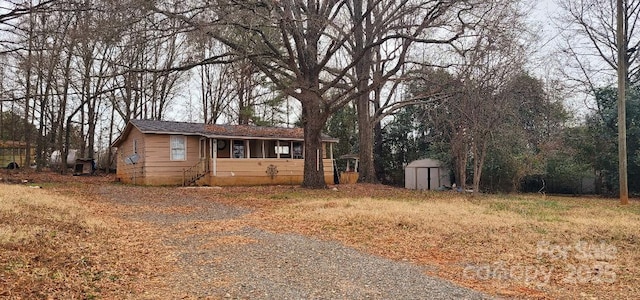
[301,99,328,189]
[353,0,378,184]
[357,105,378,183]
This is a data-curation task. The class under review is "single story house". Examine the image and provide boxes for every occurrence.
[111,119,338,186]
[405,159,451,190]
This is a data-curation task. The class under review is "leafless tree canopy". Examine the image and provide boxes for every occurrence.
[0,0,557,190]
[558,0,640,90]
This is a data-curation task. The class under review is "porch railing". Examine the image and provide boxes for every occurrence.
[182,158,209,186]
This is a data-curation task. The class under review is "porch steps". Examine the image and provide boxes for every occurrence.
[184,172,206,186]
[183,159,209,186]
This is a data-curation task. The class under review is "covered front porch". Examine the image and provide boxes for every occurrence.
[184,137,335,186]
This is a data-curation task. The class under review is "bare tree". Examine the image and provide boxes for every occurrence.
[0,1,55,28]
[200,62,234,124]
[557,0,640,89]
[196,40,235,124]
[1,0,199,171]
[148,0,490,188]
[194,38,280,125]
[423,0,532,194]
[349,0,483,183]
[0,1,58,56]
[3,1,87,169]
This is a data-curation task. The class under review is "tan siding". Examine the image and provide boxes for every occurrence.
[209,158,334,186]
[115,127,146,184]
[142,135,202,182]
[117,132,206,185]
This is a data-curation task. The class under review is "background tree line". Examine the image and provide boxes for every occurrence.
[0,0,637,193]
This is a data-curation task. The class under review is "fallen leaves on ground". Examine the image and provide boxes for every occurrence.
[2,170,639,299]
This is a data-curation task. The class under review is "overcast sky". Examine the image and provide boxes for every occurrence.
[529,0,563,56]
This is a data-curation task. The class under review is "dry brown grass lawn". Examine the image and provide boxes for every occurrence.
[2,170,638,299]
[231,185,640,300]
[0,183,169,299]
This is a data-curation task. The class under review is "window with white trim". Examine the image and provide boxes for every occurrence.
[170,136,186,161]
[275,145,290,155]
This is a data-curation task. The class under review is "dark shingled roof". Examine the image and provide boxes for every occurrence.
[112,119,337,147]
[203,124,306,140]
[130,119,209,136]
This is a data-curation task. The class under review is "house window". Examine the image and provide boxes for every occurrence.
[170,136,186,161]
[275,145,290,155]
[133,139,138,154]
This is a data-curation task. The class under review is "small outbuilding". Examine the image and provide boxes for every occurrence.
[338,154,359,184]
[0,140,33,169]
[405,159,450,190]
[73,158,95,176]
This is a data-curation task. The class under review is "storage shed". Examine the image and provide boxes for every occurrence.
[73,158,95,176]
[405,159,450,190]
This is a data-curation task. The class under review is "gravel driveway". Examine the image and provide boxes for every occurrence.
[97,186,492,299]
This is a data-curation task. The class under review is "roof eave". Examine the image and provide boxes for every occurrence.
[111,120,339,148]
[205,134,338,143]
[110,122,134,148]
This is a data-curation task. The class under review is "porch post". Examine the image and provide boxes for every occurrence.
[199,137,206,173]
[207,138,212,173]
[329,143,334,159]
[213,139,218,176]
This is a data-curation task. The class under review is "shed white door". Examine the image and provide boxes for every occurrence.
[405,168,416,189]
[416,168,429,190]
[416,167,440,190]
[430,168,441,189]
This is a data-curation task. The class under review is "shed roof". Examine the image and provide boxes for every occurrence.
[406,159,443,168]
[112,119,338,147]
[339,154,359,160]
